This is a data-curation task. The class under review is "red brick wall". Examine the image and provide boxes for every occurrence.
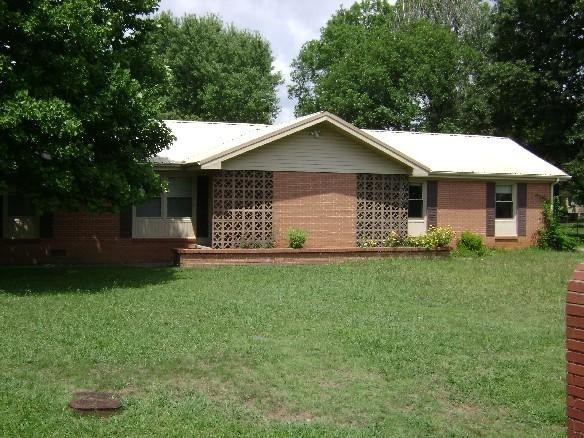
[436,180,551,248]
[273,172,357,248]
[0,211,196,265]
[437,180,487,236]
[567,263,584,437]
[0,178,553,264]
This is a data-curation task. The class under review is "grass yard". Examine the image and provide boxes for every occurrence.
[0,250,581,437]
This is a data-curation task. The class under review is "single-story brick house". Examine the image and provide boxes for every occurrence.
[0,112,569,264]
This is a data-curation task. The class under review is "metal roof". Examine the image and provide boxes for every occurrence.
[154,120,270,164]
[156,112,569,180]
[364,129,569,179]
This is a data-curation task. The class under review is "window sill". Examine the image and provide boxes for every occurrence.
[494,236,518,241]
[2,238,41,243]
[135,217,193,220]
[131,237,197,241]
[408,219,425,223]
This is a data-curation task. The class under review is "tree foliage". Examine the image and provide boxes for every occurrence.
[289,0,582,192]
[394,0,493,51]
[289,0,489,132]
[151,13,282,123]
[0,0,173,212]
[489,0,584,164]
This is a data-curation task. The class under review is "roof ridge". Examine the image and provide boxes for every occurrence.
[163,119,271,127]
[363,129,508,140]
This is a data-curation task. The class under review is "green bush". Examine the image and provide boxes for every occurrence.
[421,226,455,249]
[383,231,405,247]
[537,199,577,251]
[358,239,380,248]
[287,228,307,249]
[456,231,486,256]
[384,226,454,249]
[403,235,424,247]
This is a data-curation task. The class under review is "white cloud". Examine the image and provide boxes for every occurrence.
[157,0,347,122]
[272,56,291,80]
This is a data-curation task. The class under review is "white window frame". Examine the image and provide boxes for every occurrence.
[408,181,426,237]
[494,183,517,237]
[2,194,40,240]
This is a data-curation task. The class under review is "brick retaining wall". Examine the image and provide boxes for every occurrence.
[175,246,450,267]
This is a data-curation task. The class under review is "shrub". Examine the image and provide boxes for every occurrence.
[537,199,577,251]
[403,235,424,247]
[456,231,486,256]
[358,226,454,250]
[358,239,380,248]
[420,226,455,249]
[383,231,405,247]
[287,228,307,249]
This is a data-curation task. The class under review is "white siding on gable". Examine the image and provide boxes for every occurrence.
[222,124,410,174]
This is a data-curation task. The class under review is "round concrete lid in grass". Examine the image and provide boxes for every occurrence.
[69,392,122,415]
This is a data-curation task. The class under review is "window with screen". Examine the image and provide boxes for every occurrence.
[135,197,162,217]
[166,177,193,218]
[134,177,192,219]
[7,195,36,217]
[3,195,39,239]
[495,185,514,219]
[408,183,424,219]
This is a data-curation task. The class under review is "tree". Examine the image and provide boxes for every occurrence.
[0,0,174,212]
[395,0,493,52]
[489,0,584,164]
[151,13,282,123]
[289,0,487,132]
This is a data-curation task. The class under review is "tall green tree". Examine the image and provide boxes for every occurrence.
[151,13,282,123]
[487,0,584,164]
[0,0,173,212]
[395,0,493,51]
[289,0,489,132]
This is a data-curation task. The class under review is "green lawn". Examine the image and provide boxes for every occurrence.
[0,250,581,437]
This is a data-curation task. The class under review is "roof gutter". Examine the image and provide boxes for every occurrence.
[427,172,571,182]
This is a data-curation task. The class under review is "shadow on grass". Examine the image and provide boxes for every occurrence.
[0,266,179,295]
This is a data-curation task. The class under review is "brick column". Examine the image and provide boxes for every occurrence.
[567,262,584,436]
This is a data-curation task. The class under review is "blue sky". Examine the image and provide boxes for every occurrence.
[157,0,350,122]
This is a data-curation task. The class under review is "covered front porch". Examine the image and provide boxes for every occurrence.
[134,169,414,251]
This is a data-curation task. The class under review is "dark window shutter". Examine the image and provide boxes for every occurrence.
[486,182,496,237]
[517,183,527,236]
[0,195,3,239]
[427,181,438,228]
[39,213,54,239]
[119,207,132,239]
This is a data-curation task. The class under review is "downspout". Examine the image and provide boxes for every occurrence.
[551,177,560,211]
